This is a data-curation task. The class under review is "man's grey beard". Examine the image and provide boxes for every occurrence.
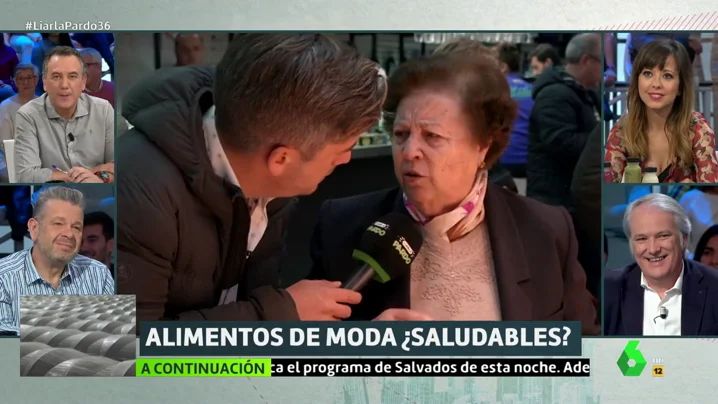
[38,241,76,266]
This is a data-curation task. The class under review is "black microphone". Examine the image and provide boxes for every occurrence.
[68,133,75,142]
[342,213,424,291]
[653,306,669,323]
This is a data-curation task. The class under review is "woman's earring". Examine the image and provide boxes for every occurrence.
[479,161,486,169]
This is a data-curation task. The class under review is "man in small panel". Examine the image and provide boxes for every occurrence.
[80,211,114,278]
[13,46,114,184]
[0,186,114,335]
[604,193,718,336]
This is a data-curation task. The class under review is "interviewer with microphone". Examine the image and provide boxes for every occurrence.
[309,44,599,334]
[117,34,386,324]
[604,193,718,336]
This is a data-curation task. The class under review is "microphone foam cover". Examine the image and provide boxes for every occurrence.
[352,212,424,283]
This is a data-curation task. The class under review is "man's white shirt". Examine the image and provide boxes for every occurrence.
[642,263,684,336]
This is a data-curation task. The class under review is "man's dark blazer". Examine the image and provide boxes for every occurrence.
[603,259,718,336]
[308,184,600,335]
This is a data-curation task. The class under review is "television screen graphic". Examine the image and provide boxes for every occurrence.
[19,294,136,377]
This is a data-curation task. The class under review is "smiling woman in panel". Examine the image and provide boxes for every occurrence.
[604,38,718,183]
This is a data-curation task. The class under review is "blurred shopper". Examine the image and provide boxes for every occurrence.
[527,33,602,209]
[495,42,533,179]
[603,33,618,88]
[528,44,561,77]
[174,34,205,66]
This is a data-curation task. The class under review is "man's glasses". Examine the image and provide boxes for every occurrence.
[14,76,37,83]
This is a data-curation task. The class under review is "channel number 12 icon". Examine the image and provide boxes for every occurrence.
[652,358,664,377]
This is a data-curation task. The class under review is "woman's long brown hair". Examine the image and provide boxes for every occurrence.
[623,39,695,169]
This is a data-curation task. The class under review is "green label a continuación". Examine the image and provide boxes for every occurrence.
[137,359,272,377]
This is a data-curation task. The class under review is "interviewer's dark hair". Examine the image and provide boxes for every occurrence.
[382,53,517,168]
[432,38,496,59]
[214,34,387,159]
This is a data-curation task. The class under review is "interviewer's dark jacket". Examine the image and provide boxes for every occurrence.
[117,66,299,323]
[308,184,600,335]
[604,259,718,336]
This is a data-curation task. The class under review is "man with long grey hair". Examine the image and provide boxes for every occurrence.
[604,192,718,336]
[0,186,114,335]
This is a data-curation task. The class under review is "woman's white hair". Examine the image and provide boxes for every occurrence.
[622,192,691,250]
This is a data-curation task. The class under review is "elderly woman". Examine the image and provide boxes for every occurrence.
[308,51,599,335]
